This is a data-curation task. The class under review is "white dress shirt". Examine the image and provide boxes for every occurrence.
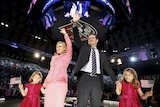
[81,47,101,74]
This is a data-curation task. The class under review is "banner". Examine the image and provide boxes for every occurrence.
[140,79,154,88]
[10,77,21,84]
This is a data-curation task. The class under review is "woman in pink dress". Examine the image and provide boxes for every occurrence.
[19,71,45,107]
[115,67,153,107]
[43,28,72,107]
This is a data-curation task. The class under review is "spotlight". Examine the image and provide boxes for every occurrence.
[117,58,122,65]
[110,57,116,63]
[34,52,40,58]
[130,56,137,62]
[41,56,45,61]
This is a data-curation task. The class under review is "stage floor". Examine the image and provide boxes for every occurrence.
[0,98,119,107]
[0,97,152,107]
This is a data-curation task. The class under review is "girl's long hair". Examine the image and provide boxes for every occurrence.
[29,71,43,83]
[120,67,140,88]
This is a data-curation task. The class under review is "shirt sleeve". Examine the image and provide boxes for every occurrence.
[64,34,72,61]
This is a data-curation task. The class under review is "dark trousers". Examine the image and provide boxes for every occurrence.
[77,73,102,107]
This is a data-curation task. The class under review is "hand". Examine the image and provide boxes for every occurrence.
[115,81,122,90]
[43,82,47,88]
[73,10,80,22]
[19,84,23,89]
[145,90,153,97]
[60,28,67,35]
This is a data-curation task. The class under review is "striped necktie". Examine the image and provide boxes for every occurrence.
[91,48,97,76]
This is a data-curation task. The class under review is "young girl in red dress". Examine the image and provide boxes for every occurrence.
[19,71,45,107]
[115,67,153,107]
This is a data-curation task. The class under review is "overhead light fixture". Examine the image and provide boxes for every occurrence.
[130,56,137,62]
[117,58,122,65]
[10,43,18,48]
[34,52,40,58]
[41,56,45,61]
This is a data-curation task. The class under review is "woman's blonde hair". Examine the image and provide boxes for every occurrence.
[56,41,67,54]
[29,71,43,83]
[120,67,140,88]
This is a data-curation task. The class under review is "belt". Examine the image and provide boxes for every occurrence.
[83,72,100,77]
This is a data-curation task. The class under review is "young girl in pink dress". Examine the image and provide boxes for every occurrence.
[43,28,72,107]
[115,67,153,107]
[19,71,45,107]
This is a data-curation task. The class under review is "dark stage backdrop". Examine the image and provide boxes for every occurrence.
[45,9,109,42]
